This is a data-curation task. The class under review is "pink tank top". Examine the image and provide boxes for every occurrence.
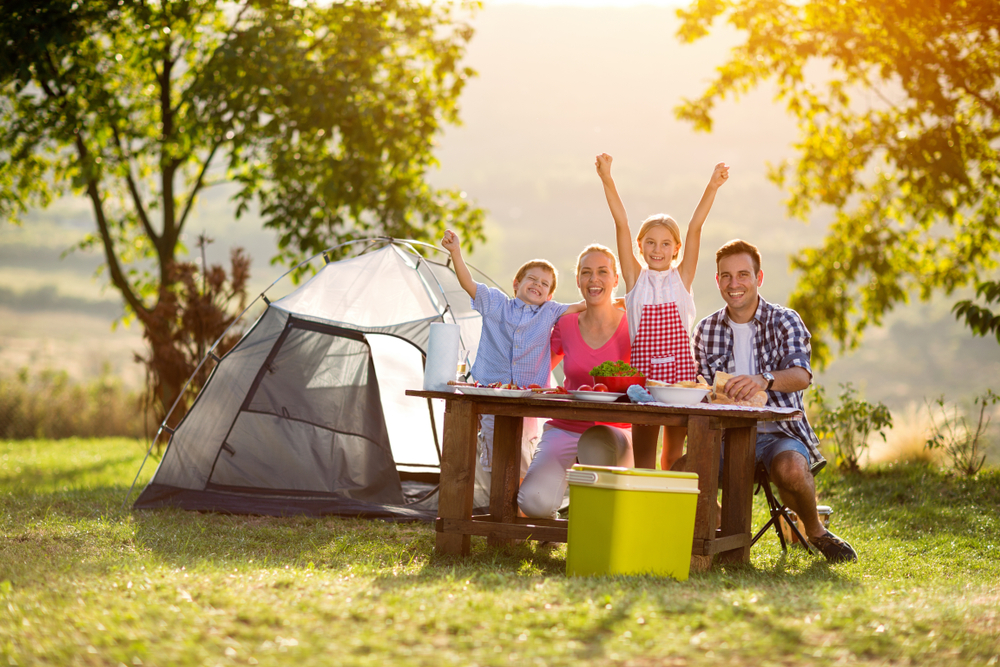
[547,312,632,434]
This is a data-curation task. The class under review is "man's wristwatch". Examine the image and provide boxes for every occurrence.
[762,372,775,391]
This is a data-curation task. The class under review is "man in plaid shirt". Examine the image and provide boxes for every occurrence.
[693,239,858,563]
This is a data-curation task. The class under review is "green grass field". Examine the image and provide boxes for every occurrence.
[2,439,998,666]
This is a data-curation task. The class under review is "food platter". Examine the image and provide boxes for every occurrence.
[568,390,625,402]
[457,386,534,398]
[533,392,573,400]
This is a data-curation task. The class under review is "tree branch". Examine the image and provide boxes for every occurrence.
[172,0,255,120]
[177,142,221,231]
[110,123,159,244]
[74,134,150,318]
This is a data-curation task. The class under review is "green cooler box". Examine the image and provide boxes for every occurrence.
[566,465,700,580]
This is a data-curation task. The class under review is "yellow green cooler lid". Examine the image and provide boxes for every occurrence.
[567,465,699,493]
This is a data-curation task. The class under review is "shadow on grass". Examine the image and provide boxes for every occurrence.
[0,452,139,491]
[817,463,1000,542]
[5,461,997,587]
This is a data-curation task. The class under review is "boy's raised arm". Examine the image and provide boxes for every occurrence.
[441,229,478,299]
[596,153,641,292]
[678,162,729,291]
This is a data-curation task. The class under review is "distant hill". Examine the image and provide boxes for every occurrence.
[1,3,997,408]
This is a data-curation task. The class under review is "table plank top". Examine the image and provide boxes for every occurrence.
[406,389,802,423]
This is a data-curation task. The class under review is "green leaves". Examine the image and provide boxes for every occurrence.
[952,280,1000,343]
[674,0,1000,364]
[813,383,893,473]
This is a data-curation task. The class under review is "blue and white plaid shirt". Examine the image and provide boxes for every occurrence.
[694,297,826,472]
[470,283,570,388]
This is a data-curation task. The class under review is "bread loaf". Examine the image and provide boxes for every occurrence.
[710,371,767,407]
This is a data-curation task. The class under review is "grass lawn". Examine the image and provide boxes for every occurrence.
[2,438,998,666]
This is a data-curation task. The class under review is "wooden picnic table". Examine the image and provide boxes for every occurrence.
[405,390,803,571]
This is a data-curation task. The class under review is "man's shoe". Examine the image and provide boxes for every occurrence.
[809,531,858,563]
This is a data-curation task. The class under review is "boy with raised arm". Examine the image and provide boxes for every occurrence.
[441,229,585,475]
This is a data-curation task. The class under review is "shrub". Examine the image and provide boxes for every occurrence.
[813,383,893,472]
[924,390,999,476]
[0,367,153,440]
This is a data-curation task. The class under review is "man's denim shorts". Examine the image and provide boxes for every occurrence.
[755,432,811,475]
[721,431,810,477]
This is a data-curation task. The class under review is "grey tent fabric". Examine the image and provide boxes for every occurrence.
[133,241,490,520]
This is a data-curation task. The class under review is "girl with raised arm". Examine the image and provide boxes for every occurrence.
[596,153,729,470]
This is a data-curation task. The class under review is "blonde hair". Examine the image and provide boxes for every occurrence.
[636,214,683,262]
[575,243,619,277]
[514,260,558,294]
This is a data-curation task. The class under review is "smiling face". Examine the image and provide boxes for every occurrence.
[577,250,619,306]
[716,252,763,323]
[639,225,681,271]
[513,267,555,306]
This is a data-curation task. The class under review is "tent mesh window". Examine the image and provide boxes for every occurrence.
[208,319,402,506]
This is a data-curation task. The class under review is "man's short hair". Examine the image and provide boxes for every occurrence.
[716,239,762,275]
[514,260,558,295]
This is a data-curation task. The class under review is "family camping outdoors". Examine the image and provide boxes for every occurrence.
[441,154,857,566]
[4,0,998,663]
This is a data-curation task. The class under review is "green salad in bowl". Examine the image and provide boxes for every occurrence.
[589,361,645,393]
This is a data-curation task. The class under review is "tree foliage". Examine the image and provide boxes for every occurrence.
[952,279,1000,343]
[1,0,484,415]
[674,0,1000,364]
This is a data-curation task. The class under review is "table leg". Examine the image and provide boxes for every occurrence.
[487,415,523,547]
[716,424,757,564]
[687,415,721,573]
[435,400,479,556]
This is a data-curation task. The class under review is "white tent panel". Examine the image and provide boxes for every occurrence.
[273,245,445,327]
[367,334,442,470]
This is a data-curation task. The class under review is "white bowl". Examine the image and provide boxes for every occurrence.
[647,386,710,405]
[569,390,625,402]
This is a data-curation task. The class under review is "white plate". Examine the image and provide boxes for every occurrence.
[568,390,625,402]
[457,386,533,398]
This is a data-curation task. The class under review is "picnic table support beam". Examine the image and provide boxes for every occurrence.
[687,415,722,573]
[487,415,523,548]
[435,400,479,556]
[716,423,757,564]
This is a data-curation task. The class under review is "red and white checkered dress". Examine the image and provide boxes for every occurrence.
[631,302,698,383]
[625,268,698,383]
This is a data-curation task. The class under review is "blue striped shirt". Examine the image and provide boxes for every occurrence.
[693,297,826,473]
[470,283,570,388]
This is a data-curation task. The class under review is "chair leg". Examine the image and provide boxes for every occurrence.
[751,473,788,549]
[751,466,819,556]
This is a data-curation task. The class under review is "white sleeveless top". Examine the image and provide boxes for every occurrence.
[624,267,697,342]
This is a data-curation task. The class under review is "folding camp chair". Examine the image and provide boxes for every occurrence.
[750,463,819,555]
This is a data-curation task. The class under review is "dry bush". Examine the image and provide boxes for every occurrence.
[865,402,945,467]
[133,246,250,428]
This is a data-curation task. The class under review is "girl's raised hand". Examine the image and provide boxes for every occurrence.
[595,153,613,180]
[709,162,730,189]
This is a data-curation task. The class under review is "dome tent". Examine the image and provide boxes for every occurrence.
[130,238,492,520]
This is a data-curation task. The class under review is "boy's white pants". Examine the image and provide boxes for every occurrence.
[478,414,541,479]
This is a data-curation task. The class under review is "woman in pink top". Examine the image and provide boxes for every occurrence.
[518,244,634,519]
